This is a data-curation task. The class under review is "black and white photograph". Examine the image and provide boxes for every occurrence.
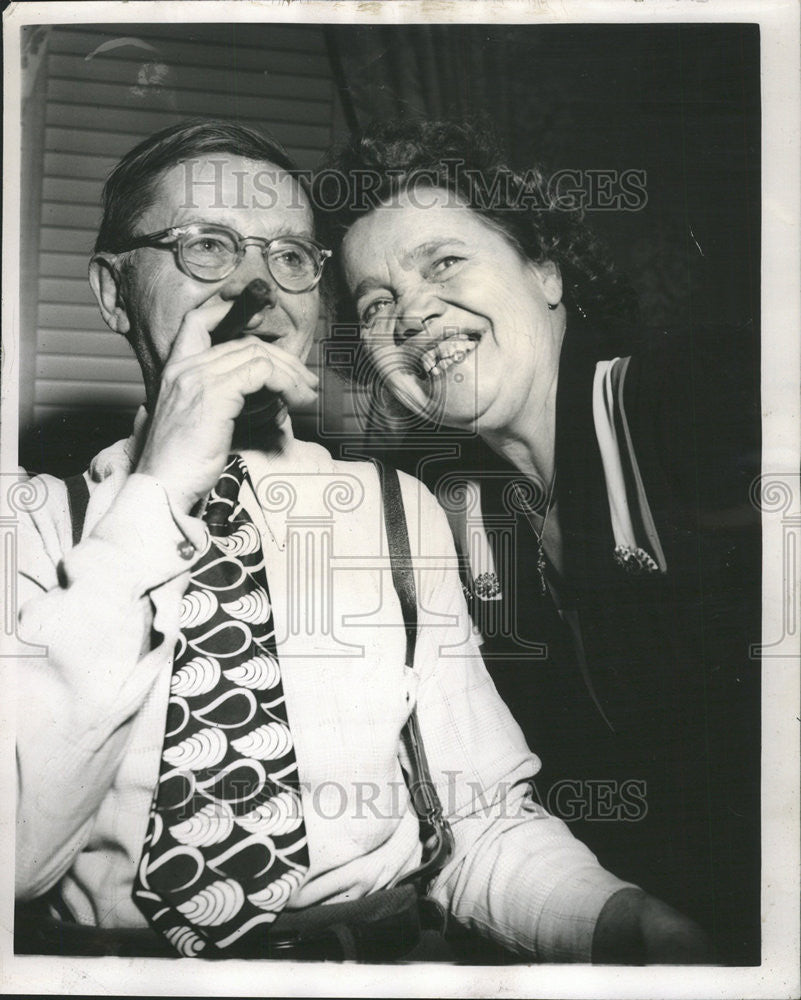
[1,1,798,996]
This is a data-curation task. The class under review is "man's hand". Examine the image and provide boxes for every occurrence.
[591,887,711,964]
[136,297,319,513]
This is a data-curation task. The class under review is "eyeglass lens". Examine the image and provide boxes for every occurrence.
[182,231,321,289]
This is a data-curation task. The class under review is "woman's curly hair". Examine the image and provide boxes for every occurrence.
[315,118,638,337]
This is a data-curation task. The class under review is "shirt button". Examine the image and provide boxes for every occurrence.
[178,539,196,560]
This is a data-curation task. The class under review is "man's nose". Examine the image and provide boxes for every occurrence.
[219,246,277,304]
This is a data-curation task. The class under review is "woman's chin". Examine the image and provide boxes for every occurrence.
[381,365,491,431]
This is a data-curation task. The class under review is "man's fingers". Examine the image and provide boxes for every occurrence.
[166,296,235,365]
[162,346,318,414]
[166,336,319,390]
[235,355,319,406]
[211,353,318,408]
[247,340,320,388]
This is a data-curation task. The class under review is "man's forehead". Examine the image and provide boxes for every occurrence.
[147,154,312,224]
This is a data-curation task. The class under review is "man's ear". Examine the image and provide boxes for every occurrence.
[88,253,131,335]
[528,259,563,308]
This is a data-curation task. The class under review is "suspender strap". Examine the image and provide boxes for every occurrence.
[374,460,418,669]
[374,460,454,888]
[64,473,90,546]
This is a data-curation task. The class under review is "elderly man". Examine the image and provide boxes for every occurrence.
[15,119,705,963]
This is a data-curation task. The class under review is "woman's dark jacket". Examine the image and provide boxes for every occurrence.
[387,315,761,964]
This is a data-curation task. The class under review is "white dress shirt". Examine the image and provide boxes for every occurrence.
[15,411,630,961]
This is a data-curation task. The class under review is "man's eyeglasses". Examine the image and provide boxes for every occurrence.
[111,224,332,292]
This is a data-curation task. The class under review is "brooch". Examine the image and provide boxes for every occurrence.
[613,545,660,575]
[472,571,502,600]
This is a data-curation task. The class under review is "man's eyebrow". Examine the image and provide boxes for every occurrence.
[168,217,313,238]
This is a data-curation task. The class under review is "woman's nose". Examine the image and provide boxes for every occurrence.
[395,289,443,343]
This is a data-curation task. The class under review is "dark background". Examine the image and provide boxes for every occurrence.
[329,22,760,334]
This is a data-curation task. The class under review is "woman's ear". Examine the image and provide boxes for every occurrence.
[88,254,131,335]
[529,259,563,308]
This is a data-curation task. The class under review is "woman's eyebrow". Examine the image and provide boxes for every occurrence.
[404,238,467,264]
[352,276,388,301]
[351,238,469,300]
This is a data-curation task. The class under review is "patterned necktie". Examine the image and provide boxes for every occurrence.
[133,455,309,957]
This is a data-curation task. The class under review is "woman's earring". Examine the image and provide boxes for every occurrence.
[570,284,588,320]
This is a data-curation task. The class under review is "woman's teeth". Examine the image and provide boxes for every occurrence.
[419,334,480,378]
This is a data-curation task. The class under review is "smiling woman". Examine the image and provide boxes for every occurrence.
[341,187,565,444]
[320,118,762,965]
